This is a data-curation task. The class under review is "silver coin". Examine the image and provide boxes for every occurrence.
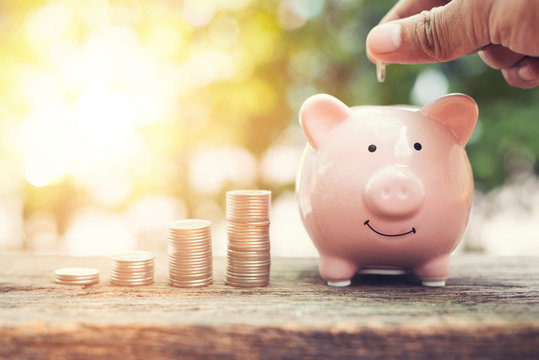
[169,276,212,284]
[376,61,385,83]
[168,219,211,230]
[111,280,154,286]
[226,262,270,270]
[227,249,270,258]
[55,278,99,285]
[167,245,212,252]
[111,272,154,279]
[226,271,269,278]
[226,263,271,271]
[227,261,271,268]
[227,237,270,243]
[111,257,154,263]
[54,267,99,277]
[228,246,270,253]
[169,269,212,277]
[168,239,210,245]
[168,255,212,262]
[168,257,212,265]
[225,273,269,281]
[227,189,271,196]
[167,231,211,237]
[111,251,154,263]
[168,270,212,277]
[169,265,212,273]
[224,280,268,288]
[227,233,270,239]
[168,239,209,245]
[170,279,212,288]
[169,262,212,270]
[227,229,270,235]
[168,249,211,255]
[226,206,269,211]
[227,257,271,263]
[169,266,212,273]
[55,274,99,281]
[111,262,153,268]
[167,254,212,262]
[227,221,270,227]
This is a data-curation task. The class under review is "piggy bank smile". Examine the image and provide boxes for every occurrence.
[363,220,416,237]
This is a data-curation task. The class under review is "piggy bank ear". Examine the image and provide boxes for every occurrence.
[420,93,478,146]
[299,94,351,150]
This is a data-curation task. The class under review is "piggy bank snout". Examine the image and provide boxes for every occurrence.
[365,166,425,218]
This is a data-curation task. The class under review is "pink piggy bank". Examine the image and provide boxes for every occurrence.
[296,93,478,287]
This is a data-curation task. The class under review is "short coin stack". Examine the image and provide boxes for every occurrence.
[167,219,213,288]
[54,267,99,285]
[110,251,154,286]
[225,190,271,287]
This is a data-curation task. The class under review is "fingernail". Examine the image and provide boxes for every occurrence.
[367,23,401,54]
[518,63,536,82]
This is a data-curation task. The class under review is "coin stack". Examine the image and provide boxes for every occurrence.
[167,219,213,288]
[110,251,154,286]
[225,190,271,287]
[54,267,99,285]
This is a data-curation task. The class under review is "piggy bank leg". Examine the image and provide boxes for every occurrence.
[413,255,450,287]
[319,255,358,287]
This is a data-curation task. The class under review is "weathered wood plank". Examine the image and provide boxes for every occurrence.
[0,254,538,359]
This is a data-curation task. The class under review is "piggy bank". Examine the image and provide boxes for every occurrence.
[296,93,478,287]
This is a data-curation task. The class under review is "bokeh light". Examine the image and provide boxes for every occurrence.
[0,0,537,256]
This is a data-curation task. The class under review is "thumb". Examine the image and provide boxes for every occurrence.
[366,0,489,64]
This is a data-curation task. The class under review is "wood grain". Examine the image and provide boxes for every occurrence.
[0,254,538,359]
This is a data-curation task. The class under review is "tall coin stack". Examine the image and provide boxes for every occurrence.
[111,251,154,286]
[225,190,271,287]
[167,219,213,288]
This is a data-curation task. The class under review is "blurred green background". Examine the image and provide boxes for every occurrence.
[0,0,537,255]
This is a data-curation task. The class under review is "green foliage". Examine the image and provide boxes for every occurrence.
[273,0,539,190]
[1,0,538,227]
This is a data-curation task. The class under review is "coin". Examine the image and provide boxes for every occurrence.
[111,251,154,263]
[226,190,271,221]
[111,251,154,287]
[54,279,99,285]
[225,190,271,288]
[54,267,99,285]
[167,219,213,288]
[377,61,385,83]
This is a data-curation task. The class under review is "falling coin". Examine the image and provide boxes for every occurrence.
[376,61,385,83]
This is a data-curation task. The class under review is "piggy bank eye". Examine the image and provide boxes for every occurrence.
[414,142,422,151]
[368,144,377,153]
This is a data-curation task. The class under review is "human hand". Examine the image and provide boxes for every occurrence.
[366,0,539,89]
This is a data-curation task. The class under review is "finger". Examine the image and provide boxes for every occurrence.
[367,0,491,64]
[479,45,525,70]
[502,57,539,89]
[380,0,450,24]
[488,0,539,57]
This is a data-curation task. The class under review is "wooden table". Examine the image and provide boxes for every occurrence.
[0,254,537,359]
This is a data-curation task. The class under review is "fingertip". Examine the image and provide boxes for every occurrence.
[502,59,539,89]
[479,45,524,70]
[366,23,402,57]
[518,63,536,82]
